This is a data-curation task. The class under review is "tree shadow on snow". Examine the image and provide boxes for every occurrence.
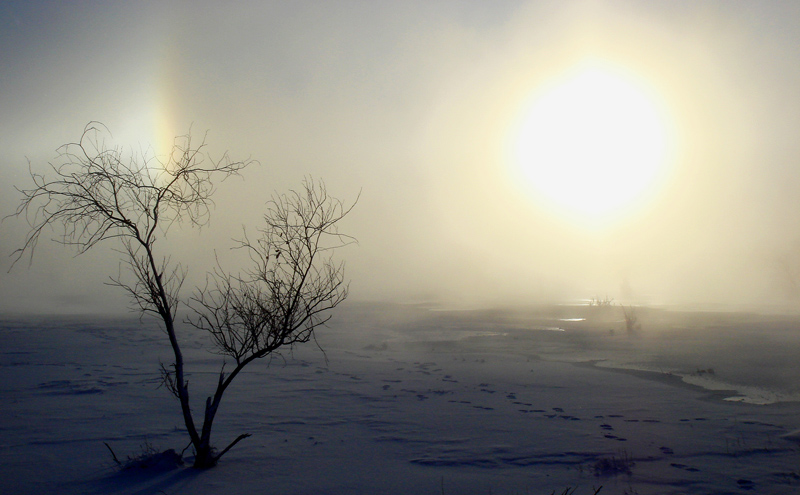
[70,453,204,495]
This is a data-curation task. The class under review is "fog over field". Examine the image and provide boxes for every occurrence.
[4,3,800,494]
[2,1,800,313]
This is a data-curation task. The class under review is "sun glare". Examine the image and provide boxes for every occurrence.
[512,61,673,224]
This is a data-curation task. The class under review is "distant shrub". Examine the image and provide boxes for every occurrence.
[621,306,641,334]
[594,450,634,477]
[589,296,614,307]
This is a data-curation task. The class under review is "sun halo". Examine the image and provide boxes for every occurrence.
[511,62,674,226]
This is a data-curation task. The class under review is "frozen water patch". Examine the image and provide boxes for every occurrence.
[683,376,800,405]
[533,326,566,332]
[593,360,800,405]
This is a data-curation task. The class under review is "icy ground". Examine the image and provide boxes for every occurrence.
[2,302,800,494]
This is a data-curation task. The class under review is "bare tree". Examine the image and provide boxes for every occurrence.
[186,179,355,466]
[10,123,356,468]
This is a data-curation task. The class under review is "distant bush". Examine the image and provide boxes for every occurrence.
[621,306,641,334]
[594,450,634,477]
[589,296,614,307]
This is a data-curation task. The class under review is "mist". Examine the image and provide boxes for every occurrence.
[3,0,800,314]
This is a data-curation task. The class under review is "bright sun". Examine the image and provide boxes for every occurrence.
[512,62,673,223]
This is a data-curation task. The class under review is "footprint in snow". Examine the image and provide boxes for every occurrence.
[670,463,699,472]
[429,389,451,396]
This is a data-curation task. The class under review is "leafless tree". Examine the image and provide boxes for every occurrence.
[185,179,355,465]
[10,123,356,468]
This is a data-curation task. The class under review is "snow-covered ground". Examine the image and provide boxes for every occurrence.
[2,302,800,494]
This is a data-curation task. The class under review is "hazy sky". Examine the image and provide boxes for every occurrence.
[2,1,800,314]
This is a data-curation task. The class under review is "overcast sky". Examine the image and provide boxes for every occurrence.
[3,1,800,314]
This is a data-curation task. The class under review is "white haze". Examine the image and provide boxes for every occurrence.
[2,1,800,314]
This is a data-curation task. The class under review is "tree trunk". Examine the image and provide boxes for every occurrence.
[144,246,202,461]
[194,395,219,468]
[193,440,217,469]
